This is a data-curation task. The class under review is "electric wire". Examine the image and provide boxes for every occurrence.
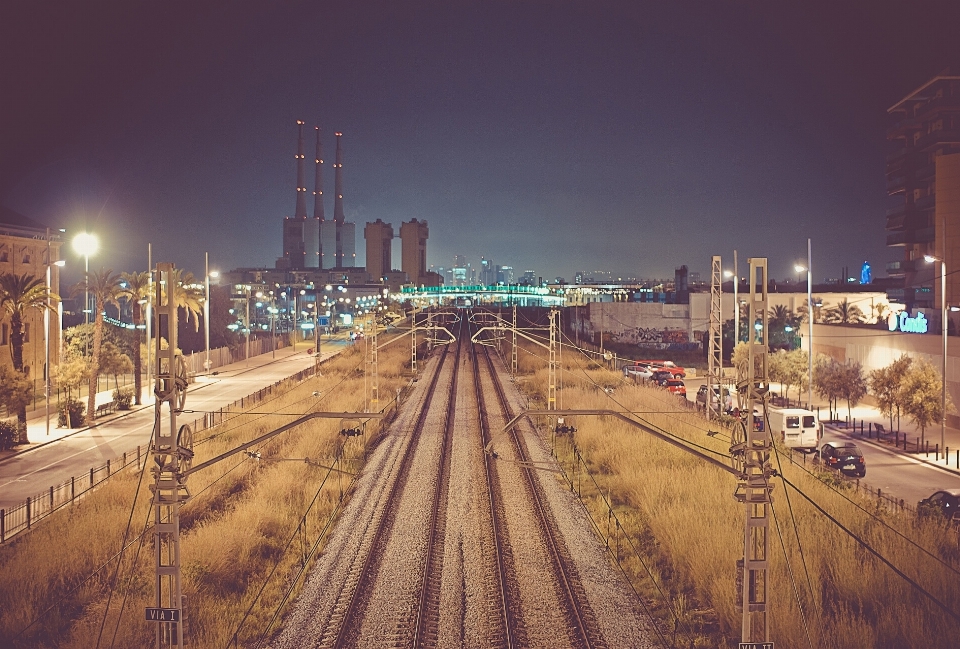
[780,474,960,624]
[95,416,158,649]
[768,415,828,645]
[769,501,817,649]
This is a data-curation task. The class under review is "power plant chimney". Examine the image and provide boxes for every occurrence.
[313,126,324,221]
[334,131,345,224]
[295,120,307,219]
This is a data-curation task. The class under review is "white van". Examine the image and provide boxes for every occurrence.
[767,408,820,452]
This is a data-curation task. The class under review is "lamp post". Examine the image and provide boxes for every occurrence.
[44,242,65,436]
[204,253,218,373]
[925,254,948,453]
[71,232,98,325]
[796,241,813,408]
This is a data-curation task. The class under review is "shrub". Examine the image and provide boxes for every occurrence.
[113,387,134,410]
[0,419,17,450]
[58,398,85,428]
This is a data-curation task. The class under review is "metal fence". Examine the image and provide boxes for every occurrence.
[0,358,319,544]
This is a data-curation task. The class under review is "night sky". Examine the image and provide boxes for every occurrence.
[3,0,960,285]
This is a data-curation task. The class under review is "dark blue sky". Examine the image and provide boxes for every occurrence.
[2,0,959,285]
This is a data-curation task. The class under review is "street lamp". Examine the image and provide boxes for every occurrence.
[724,269,738,345]
[71,232,98,325]
[204,252,218,373]
[925,253,948,453]
[45,254,65,437]
[796,240,813,408]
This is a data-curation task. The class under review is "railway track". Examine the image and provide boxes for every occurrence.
[270,308,655,649]
[477,339,608,649]
[322,335,456,648]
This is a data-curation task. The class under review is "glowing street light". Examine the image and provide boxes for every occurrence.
[71,232,99,324]
[925,254,948,453]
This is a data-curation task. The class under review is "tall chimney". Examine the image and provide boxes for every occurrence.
[334,131,345,224]
[295,120,308,219]
[313,126,324,221]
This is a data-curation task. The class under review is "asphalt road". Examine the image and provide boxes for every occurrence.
[0,343,347,509]
[680,376,960,508]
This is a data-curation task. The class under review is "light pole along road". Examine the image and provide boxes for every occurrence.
[0,341,348,510]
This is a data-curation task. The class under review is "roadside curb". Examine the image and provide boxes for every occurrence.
[0,403,152,465]
[823,422,960,477]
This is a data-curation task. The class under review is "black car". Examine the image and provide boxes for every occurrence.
[651,370,673,385]
[917,489,960,522]
[816,441,865,477]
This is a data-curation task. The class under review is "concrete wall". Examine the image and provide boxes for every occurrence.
[809,323,960,419]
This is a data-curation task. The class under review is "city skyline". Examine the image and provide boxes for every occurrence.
[3,1,960,285]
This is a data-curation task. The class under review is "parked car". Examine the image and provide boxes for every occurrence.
[664,379,686,396]
[696,384,730,409]
[651,370,673,385]
[815,441,865,477]
[623,364,655,380]
[917,489,960,523]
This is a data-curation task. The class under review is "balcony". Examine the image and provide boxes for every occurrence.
[886,227,935,246]
[914,164,936,180]
[915,194,936,211]
[886,147,908,162]
[885,212,906,231]
[886,261,904,276]
[886,174,907,193]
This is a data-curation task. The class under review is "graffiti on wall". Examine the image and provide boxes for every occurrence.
[613,327,699,350]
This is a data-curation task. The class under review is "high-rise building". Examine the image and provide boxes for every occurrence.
[364,219,394,282]
[400,219,429,285]
[479,257,494,286]
[886,70,960,309]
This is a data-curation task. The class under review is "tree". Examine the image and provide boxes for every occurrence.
[822,298,866,324]
[170,269,203,331]
[902,359,943,444]
[767,305,799,350]
[72,269,122,424]
[869,354,913,431]
[795,296,824,324]
[119,271,150,404]
[837,360,868,422]
[0,364,33,439]
[98,341,133,390]
[0,272,59,442]
[813,355,844,420]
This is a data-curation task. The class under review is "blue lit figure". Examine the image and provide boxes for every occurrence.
[860,261,872,285]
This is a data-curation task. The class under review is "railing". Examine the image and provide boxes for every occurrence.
[0,358,320,544]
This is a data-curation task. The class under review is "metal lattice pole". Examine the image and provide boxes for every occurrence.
[150,263,193,648]
[512,304,518,374]
[708,255,723,420]
[411,304,418,374]
[735,257,772,644]
[370,316,378,412]
[548,308,558,410]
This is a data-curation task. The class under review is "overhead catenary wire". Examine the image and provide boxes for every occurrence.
[780,474,960,625]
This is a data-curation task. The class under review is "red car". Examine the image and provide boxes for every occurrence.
[664,379,686,396]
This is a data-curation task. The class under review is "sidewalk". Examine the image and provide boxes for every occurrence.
[0,338,346,462]
[775,385,960,477]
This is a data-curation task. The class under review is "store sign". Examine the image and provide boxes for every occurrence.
[888,311,928,334]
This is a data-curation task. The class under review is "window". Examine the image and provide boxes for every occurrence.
[23,323,29,343]
[22,249,31,264]
[785,416,800,428]
[0,246,7,262]
[0,323,6,345]
[803,416,816,428]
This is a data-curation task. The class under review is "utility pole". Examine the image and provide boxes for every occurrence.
[548,308,558,410]
[708,255,723,420]
[149,263,193,648]
[733,257,773,645]
[512,304,518,374]
[370,316,378,412]
[411,303,418,374]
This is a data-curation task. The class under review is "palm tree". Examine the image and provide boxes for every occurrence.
[0,272,59,442]
[823,298,866,324]
[166,269,203,332]
[119,271,151,405]
[72,269,122,423]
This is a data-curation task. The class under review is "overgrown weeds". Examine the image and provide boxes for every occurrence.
[0,338,410,648]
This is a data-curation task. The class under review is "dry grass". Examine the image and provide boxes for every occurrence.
[0,336,411,648]
[509,337,960,648]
